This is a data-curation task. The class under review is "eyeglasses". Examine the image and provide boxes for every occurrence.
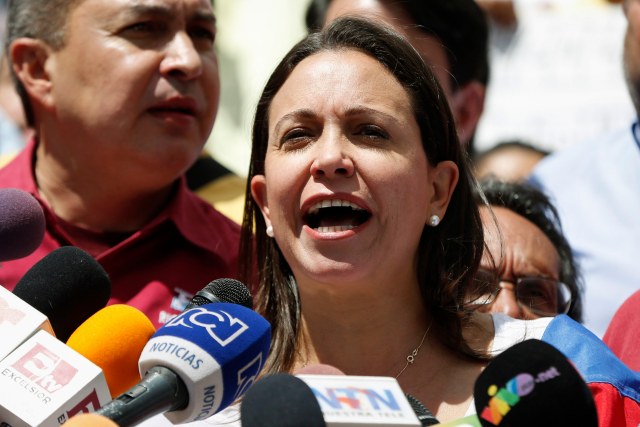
[464,268,572,317]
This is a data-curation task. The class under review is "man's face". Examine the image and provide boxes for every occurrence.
[624,0,640,117]
[45,0,219,185]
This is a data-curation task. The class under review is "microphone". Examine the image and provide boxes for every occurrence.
[65,413,119,427]
[184,277,253,310]
[12,246,112,342]
[96,301,271,426]
[473,339,597,426]
[66,304,156,398]
[0,188,46,262]
[406,393,440,426]
[296,373,422,426]
[0,329,111,427]
[241,372,327,427]
[295,364,438,425]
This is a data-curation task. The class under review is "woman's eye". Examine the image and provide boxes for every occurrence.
[282,128,312,142]
[357,125,389,139]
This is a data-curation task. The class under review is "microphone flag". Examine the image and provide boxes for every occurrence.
[140,302,271,423]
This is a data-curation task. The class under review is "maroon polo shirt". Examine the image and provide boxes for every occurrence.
[0,139,243,328]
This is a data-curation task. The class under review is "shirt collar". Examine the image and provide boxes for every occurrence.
[163,175,238,255]
[5,136,39,194]
[4,137,233,255]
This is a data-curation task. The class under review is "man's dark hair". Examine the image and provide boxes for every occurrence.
[305,0,490,89]
[479,178,584,322]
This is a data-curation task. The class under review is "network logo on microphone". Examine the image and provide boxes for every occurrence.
[313,386,403,413]
[164,306,249,347]
[11,343,78,394]
[479,365,561,425]
[298,375,422,424]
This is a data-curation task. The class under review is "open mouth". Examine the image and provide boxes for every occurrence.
[303,199,371,233]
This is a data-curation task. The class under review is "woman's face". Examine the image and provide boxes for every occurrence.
[251,49,458,292]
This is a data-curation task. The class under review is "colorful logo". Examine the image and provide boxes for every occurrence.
[480,366,561,425]
[12,343,78,393]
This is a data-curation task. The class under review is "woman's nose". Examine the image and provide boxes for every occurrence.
[309,136,355,179]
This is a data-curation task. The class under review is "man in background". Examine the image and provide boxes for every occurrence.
[306,0,490,156]
[0,0,242,327]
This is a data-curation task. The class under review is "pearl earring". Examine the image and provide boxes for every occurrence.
[429,215,441,227]
[266,225,274,237]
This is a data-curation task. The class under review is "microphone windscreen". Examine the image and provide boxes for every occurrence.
[0,188,45,262]
[66,304,156,398]
[185,277,253,310]
[294,363,346,376]
[13,246,112,342]
[64,413,119,427]
[474,339,597,427]
[241,373,326,427]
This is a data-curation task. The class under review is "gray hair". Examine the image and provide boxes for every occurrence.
[5,0,82,126]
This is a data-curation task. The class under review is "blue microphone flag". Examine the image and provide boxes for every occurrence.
[140,302,271,423]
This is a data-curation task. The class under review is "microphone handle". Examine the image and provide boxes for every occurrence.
[96,366,188,427]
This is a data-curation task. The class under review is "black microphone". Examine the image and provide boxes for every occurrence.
[406,394,439,426]
[12,246,112,342]
[184,277,253,310]
[473,339,598,427]
[241,372,327,427]
[0,188,46,262]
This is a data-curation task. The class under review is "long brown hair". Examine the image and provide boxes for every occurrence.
[240,16,485,373]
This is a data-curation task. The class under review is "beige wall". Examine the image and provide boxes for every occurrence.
[207,1,310,177]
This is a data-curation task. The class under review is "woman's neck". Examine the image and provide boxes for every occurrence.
[296,289,495,423]
[296,279,430,375]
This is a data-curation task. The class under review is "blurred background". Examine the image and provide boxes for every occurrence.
[206,0,633,176]
[0,0,634,176]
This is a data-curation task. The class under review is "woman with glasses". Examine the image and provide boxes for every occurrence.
[467,178,583,321]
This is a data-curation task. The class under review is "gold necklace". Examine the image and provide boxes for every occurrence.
[395,323,432,379]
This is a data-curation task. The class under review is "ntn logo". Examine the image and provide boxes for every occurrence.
[312,387,402,411]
